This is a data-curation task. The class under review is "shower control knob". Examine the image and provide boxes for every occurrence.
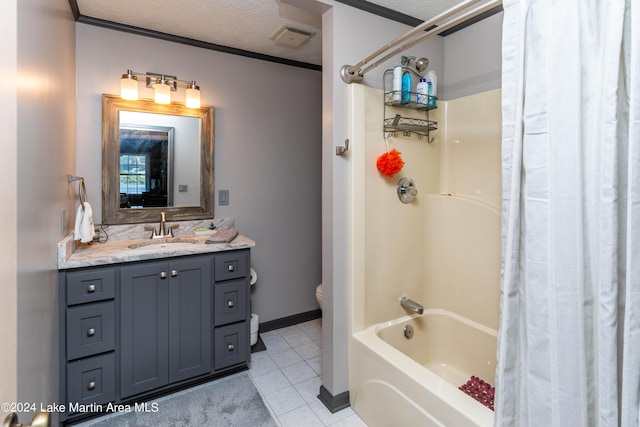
[396,177,418,204]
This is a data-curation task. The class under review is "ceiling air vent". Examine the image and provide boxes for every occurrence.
[270,25,313,48]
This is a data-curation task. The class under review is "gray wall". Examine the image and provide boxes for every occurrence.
[0,0,76,422]
[0,0,18,410]
[443,12,503,100]
[75,24,323,323]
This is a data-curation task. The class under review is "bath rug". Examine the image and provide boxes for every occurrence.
[78,372,277,427]
[459,375,495,411]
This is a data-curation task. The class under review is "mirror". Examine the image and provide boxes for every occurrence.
[102,94,214,224]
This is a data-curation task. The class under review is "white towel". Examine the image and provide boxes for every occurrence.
[74,202,95,243]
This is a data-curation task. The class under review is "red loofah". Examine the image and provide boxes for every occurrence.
[376,148,405,178]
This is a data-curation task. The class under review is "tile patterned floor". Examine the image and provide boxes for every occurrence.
[249,319,367,427]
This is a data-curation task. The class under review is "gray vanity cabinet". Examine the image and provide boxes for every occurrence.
[58,249,250,425]
[120,255,211,398]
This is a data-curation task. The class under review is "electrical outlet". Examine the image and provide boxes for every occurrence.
[219,190,229,206]
[178,184,188,192]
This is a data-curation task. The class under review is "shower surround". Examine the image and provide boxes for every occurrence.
[348,85,501,426]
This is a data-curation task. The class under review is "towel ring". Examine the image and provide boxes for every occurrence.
[68,174,88,212]
[79,179,87,210]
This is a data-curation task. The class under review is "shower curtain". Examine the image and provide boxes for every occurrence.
[496,0,639,426]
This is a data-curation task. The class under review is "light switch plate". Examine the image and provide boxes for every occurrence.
[219,190,229,206]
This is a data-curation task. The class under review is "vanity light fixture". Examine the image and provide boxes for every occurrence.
[185,81,201,108]
[119,70,202,108]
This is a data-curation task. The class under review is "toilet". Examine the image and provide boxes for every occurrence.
[315,284,323,310]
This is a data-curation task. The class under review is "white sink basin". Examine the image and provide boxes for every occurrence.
[128,237,198,250]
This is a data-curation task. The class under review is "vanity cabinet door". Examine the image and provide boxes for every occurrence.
[66,268,115,305]
[168,256,212,383]
[120,256,212,398]
[213,279,248,326]
[120,261,170,399]
[214,251,248,281]
[214,322,249,370]
[66,301,115,360]
[67,353,115,409]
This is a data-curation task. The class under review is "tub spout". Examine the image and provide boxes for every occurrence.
[400,297,424,315]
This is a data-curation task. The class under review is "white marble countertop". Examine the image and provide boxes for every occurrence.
[58,218,255,270]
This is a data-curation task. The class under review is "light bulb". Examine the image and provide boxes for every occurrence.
[186,81,201,108]
[120,70,138,100]
[154,77,171,104]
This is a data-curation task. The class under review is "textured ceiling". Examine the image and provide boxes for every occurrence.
[74,0,475,67]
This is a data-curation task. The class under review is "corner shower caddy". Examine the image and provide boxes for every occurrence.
[383,67,437,142]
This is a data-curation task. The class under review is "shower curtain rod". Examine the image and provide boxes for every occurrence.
[340,0,503,83]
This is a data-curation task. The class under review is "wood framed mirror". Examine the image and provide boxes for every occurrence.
[102,94,214,224]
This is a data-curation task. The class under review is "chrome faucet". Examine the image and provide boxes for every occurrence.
[145,211,178,239]
[400,297,424,315]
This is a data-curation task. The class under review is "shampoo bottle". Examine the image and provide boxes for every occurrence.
[392,66,402,102]
[416,78,428,105]
[401,70,411,104]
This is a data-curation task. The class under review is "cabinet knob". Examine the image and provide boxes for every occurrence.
[87,328,95,337]
[160,271,167,279]
[227,300,235,308]
[228,343,235,352]
[171,270,178,277]
[87,284,96,293]
[87,381,96,390]
[227,264,235,272]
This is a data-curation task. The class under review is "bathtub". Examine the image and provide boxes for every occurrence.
[350,309,497,427]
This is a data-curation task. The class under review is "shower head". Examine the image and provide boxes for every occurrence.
[415,57,429,73]
[400,56,429,73]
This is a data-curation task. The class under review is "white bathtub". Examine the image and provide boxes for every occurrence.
[350,309,497,427]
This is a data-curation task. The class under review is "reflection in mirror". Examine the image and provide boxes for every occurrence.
[102,94,214,224]
[119,124,174,208]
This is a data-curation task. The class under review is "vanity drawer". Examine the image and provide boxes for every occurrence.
[214,322,248,370]
[213,279,248,326]
[67,301,115,360]
[214,251,248,281]
[67,352,115,409]
[66,268,115,306]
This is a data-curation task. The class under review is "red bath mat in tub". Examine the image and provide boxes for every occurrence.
[459,376,495,411]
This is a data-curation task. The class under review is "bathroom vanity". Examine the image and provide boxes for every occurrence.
[56,222,254,425]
